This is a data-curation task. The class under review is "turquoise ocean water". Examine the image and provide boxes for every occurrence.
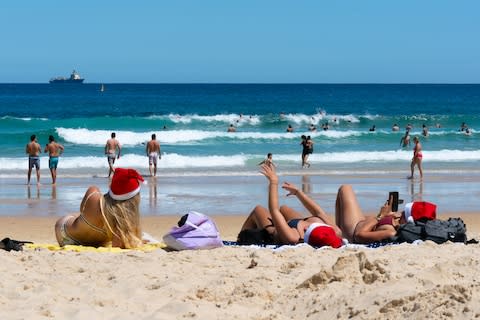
[1,84,480,216]
[1,84,479,178]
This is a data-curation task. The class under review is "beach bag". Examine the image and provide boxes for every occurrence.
[394,218,467,244]
[162,211,223,250]
[403,201,437,222]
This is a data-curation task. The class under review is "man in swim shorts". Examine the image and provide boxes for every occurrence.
[44,135,64,185]
[105,132,121,178]
[26,134,42,185]
[146,133,161,176]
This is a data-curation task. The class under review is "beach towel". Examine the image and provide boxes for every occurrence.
[163,211,223,250]
[24,232,165,252]
[25,242,166,252]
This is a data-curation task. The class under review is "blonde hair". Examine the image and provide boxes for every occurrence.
[102,193,142,248]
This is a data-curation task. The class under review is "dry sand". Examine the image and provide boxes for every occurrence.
[1,214,480,320]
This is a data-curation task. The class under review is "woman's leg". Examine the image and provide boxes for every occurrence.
[304,154,310,167]
[279,205,303,222]
[240,205,274,231]
[409,159,415,178]
[335,184,367,242]
[417,158,423,178]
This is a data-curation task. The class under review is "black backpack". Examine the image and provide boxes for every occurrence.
[393,218,467,244]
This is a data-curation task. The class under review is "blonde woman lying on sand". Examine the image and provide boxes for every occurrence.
[335,184,407,244]
[239,164,343,248]
[54,168,144,249]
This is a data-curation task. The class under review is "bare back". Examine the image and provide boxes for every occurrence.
[45,142,64,157]
[147,140,160,154]
[105,138,120,154]
[26,142,41,156]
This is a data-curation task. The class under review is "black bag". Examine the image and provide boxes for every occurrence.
[394,218,467,244]
[237,228,275,245]
[0,238,33,251]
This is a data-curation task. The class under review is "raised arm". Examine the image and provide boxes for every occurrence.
[282,182,341,236]
[260,165,300,244]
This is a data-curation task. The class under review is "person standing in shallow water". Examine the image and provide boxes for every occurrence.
[408,136,423,180]
[400,131,411,148]
[105,132,121,178]
[146,133,161,177]
[300,135,307,167]
[26,134,41,185]
[44,135,64,185]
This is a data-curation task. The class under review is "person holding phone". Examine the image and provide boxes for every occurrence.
[335,185,407,244]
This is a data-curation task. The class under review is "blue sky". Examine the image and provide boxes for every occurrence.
[1,1,479,83]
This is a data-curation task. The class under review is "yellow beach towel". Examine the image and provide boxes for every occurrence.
[25,242,166,253]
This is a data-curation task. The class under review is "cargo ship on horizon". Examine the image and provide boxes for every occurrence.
[49,70,84,84]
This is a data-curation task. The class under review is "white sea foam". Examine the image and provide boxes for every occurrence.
[0,116,48,121]
[2,149,479,172]
[56,127,374,145]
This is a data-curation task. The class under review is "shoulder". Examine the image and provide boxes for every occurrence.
[82,186,103,210]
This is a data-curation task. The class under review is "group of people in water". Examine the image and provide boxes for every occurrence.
[26,134,64,185]
[26,132,162,185]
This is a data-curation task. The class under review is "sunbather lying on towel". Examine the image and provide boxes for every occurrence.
[239,164,343,248]
[54,168,144,249]
[335,184,406,244]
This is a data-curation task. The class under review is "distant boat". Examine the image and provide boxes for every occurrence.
[100,84,105,92]
[49,70,84,84]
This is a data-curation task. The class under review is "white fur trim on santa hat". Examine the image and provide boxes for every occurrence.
[403,202,414,223]
[304,222,329,244]
[109,185,141,201]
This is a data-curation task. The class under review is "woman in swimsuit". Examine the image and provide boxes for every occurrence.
[54,168,144,248]
[239,164,341,245]
[408,136,423,179]
[335,184,406,244]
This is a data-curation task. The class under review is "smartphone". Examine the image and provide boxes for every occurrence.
[388,191,399,212]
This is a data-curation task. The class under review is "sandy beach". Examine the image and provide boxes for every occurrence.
[0,211,479,320]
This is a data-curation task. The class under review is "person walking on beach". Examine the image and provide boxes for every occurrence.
[105,132,121,178]
[146,133,161,177]
[408,136,423,180]
[26,134,41,185]
[44,135,64,185]
[400,131,411,148]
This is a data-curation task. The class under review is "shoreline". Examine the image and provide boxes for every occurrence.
[1,171,480,217]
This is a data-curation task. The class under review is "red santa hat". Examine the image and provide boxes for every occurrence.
[109,168,144,201]
[403,201,437,223]
[304,223,342,248]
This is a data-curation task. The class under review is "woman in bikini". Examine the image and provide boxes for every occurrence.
[54,168,144,248]
[408,136,423,179]
[239,164,342,247]
[335,184,406,244]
